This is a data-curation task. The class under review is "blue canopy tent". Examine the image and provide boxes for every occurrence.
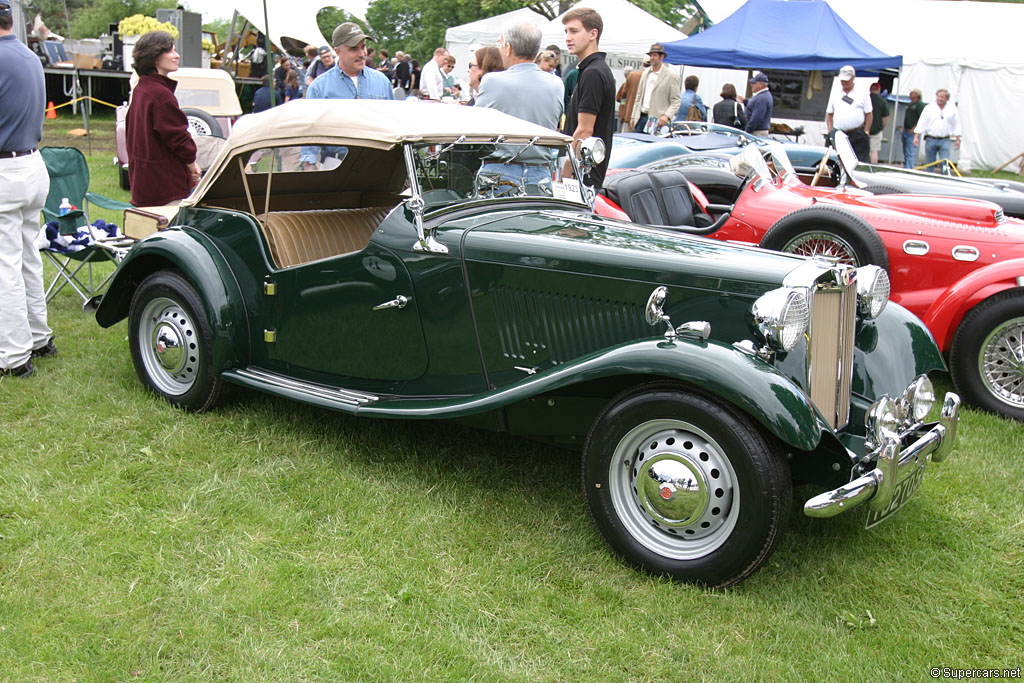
[662,0,902,74]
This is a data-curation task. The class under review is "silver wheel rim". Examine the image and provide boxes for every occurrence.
[979,316,1024,408]
[608,419,738,560]
[187,116,213,137]
[137,296,200,396]
[782,231,859,266]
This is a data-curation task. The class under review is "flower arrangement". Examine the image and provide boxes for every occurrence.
[117,14,179,39]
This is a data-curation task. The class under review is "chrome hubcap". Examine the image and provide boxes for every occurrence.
[783,232,859,266]
[138,296,199,396]
[609,419,738,560]
[979,316,1024,407]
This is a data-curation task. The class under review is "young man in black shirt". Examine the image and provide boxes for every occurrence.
[560,7,615,190]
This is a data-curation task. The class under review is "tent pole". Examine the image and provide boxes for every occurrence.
[264,0,275,108]
[887,68,901,165]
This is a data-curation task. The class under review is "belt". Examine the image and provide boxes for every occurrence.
[842,128,863,135]
[489,160,547,167]
[0,148,37,159]
[924,135,949,140]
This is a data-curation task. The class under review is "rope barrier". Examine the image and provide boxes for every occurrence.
[915,158,962,177]
[51,96,120,111]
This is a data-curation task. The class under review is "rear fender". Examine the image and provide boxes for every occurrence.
[921,259,1024,350]
[359,337,831,453]
[95,228,250,372]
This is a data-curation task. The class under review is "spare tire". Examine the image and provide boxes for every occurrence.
[862,184,904,195]
[759,205,889,271]
[181,107,223,137]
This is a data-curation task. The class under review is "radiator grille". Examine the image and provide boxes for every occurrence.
[493,287,649,364]
[807,279,857,429]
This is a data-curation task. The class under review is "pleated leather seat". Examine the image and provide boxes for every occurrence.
[258,207,391,268]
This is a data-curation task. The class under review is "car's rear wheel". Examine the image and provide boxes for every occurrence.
[949,290,1024,420]
[182,107,223,137]
[862,183,903,195]
[759,205,890,270]
[582,383,791,588]
[129,271,226,412]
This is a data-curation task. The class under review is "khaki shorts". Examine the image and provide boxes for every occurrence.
[869,131,883,152]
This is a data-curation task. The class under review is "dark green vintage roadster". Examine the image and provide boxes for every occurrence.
[96,100,959,587]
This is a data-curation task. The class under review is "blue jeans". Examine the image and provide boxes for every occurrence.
[477,162,551,196]
[902,130,918,169]
[924,137,951,173]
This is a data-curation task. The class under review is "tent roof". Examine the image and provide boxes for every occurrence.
[663,0,901,72]
[539,0,686,56]
[445,7,548,45]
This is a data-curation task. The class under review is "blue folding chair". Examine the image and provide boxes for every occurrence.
[39,147,133,306]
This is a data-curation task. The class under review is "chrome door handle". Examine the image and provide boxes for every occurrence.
[373,295,410,311]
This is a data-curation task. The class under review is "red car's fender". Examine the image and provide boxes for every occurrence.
[921,258,1024,351]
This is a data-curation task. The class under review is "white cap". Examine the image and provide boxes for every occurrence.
[838,65,856,81]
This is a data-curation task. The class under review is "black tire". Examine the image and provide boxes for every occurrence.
[862,184,903,195]
[582,382,791,588]
[759,205,890,271]
[181,107,223,137]
[949,289,1024,421]
[128,271,227,412]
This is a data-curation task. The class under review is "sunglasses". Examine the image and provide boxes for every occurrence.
[469,62,479,68]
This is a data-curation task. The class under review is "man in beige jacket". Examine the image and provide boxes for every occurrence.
[629,43,681,134]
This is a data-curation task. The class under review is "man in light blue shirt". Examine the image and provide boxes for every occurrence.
[302,22,393,167]
[474,21,563,192]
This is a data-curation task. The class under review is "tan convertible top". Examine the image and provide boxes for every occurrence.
[185,99,572,207]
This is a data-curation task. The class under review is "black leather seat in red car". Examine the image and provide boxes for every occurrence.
[602,169,709,229]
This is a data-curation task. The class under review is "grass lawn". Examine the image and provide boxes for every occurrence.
[1,114,1022,680]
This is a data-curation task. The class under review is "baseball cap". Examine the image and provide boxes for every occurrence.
[749,72,769,84]
[332,22,367,48]
[838,65,856,81]
[0,0,11,15]
[647,43,666,55]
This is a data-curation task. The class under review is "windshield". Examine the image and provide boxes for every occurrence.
[410,141,583,210]
[729,144,772,184]
[765,141,797,179]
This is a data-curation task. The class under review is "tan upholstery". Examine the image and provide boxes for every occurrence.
[257,207,391,268]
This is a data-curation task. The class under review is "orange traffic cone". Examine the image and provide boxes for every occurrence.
[46,101,57,119]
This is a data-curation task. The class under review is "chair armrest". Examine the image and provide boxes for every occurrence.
[86,191,133,212]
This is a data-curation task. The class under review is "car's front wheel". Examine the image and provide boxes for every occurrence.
[129,271,226,412]
[950,290,1024,420]
[582,383,791,588]
[759,205,890,271]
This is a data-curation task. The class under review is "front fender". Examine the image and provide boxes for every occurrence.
[921,258,1024,350]
[95,228,250,372]
[358,337,830,453]
[853,301,947,401]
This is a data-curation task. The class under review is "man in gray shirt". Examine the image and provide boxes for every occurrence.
[473,21,563,192]
[0,0,54,378]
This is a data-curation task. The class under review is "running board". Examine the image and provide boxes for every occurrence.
[224,367,380,408]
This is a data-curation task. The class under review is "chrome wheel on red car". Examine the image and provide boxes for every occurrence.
[778,231,859,265]
[950,290,1024,421]
[759,205,890,271]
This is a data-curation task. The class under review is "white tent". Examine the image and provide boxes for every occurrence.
[444,8,549,86]
[696,0,1024,171]
[539,0,687,89]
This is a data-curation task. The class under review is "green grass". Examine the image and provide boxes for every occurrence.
[2,116,1022,680]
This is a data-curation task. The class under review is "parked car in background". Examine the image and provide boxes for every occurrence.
[115,67,242,189]
[95,100,959,588]
[597,135,1024,420]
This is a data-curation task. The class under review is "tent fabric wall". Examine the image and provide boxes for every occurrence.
[444,8,548,88]
[538,0,686,61]
[696,0,1024,170]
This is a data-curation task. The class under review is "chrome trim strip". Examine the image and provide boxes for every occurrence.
[234,367,379,404]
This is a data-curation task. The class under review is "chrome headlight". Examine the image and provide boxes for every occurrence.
[856,265,890,319]
[903,375,936,422]
[866,395,900,445]
[750,288,809,352]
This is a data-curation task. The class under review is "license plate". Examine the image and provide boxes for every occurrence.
[865,462,927,529]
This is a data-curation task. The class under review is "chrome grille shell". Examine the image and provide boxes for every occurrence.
[784,259,858,430]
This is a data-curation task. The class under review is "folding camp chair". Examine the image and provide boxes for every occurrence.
[40,147,134,307]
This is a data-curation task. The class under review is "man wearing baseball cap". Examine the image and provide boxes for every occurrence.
[826,64,873,162]
[305,22,394,101]
[629,43,680,134]
[745,72,772,137]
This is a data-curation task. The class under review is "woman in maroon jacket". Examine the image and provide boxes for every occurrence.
[126,31,199,206]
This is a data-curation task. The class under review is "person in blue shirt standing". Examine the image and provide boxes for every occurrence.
[302,23,394,169]
[673,75,706,124]
[745,72,773,137]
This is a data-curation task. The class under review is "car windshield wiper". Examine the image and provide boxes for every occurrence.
[504,136,540,165]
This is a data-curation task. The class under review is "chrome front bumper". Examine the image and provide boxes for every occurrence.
[804,392,960,519]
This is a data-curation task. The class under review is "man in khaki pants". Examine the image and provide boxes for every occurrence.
[629,43,680,134]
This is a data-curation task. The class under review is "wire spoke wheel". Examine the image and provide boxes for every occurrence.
[979,316,1024,408]
[781,231,859,266]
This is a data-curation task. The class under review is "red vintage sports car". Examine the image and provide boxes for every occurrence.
[595,137,1024,421]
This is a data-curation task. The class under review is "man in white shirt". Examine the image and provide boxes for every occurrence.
[629,43,680,134]
[913,89,962,173]
[419,47,449,100]
[825,64,873,162]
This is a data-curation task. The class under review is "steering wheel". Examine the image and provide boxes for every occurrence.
[671,121,712,137]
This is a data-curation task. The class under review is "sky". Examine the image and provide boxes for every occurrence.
[180,0,370,24]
